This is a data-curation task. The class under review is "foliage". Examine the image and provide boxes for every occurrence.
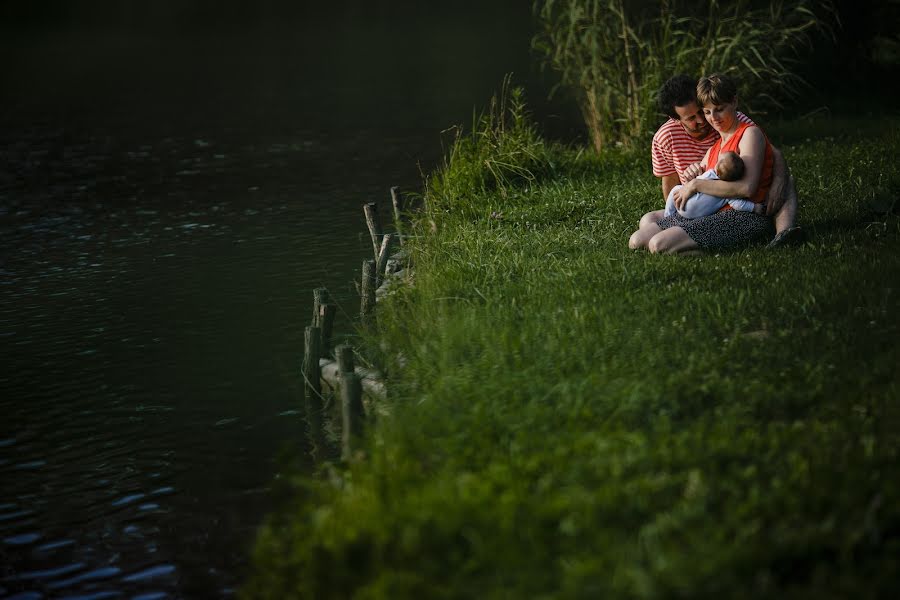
[427,76,552,214]
[532,0,836,152]
[244,108,900,598]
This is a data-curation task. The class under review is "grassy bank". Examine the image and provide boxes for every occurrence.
[245,102,900,598]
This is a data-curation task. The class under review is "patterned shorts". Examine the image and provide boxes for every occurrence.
[656,210,774,251]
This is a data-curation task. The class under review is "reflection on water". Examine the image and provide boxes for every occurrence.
[1,2,569,596]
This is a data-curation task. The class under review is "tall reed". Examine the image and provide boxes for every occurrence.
[532,0,835,152]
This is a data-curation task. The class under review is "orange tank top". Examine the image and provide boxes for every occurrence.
[707,121,773,205]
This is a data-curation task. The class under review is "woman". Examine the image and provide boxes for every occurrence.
[630,74,776,255]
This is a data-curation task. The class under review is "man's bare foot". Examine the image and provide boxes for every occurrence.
[767,226,804,248]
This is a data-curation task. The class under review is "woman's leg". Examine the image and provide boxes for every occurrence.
[639,209,665,228]
[647,227,702,255]
[629,222,662,250]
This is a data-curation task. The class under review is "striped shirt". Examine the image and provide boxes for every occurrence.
[652,112,753,184]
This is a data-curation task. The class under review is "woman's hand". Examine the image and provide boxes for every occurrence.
[682,162,705,182]
[673,178,698,210]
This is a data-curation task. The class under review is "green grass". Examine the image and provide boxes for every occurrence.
[244,107,900,598]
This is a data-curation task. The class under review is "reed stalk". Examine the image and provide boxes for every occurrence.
[533,0,836,152]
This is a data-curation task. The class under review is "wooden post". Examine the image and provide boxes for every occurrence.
[303,326,325,454]
[336,343,365,461]
[341,372,364,461]
[360,259,376,328]
[319,303,336,357]
[337,344,355,374]
[363,202,383,261]
[375,233,393,288]
[312,287,334,358]
[390,186,404,247]
[312,287,328,326]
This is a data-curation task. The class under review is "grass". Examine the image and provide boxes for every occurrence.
[243,101,900,598]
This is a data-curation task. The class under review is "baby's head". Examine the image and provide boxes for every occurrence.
[715,151,745,181]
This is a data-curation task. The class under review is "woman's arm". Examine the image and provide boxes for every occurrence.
[673,150,711,211]
[675,127,766,206]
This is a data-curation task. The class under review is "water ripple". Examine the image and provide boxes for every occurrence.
[34,539,77,554]
[56,592,122,600]
[46,566,122,589]
[4,592,44,600]
[131,593,168,600]
[110,494,146,508]
[120,564,176,583]
[7,562,86,581]
[0,510,34,523]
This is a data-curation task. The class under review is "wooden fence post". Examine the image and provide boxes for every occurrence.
[341,373,364,461]
[360,259,376,328]
[337,344,365,461]
[363,202,383,261]
[303,325,326,454]
[312,287,328,325]
[375,233,393,288]
[312,287,335,357]
[319,303,336,357]
[337,344,355,374]
[390,186,404,247]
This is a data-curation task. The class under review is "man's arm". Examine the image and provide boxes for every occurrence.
[765,146,787,217]
[661,173,680,201]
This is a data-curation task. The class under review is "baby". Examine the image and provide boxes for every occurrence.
[664,152,762,219]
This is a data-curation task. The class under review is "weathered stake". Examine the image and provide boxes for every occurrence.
[335,344,365,461]
[375,233,393,288]
[302,326,326,454]
[390,186,404,247]
[319,303,336,357]
[341,371,364,461]
[363,202,383,261]
[312,287,328,326]
[337,344,355,374]
[312,288,335,358]
[360,259,376,328]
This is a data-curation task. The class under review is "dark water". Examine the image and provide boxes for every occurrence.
[1,3,571,597]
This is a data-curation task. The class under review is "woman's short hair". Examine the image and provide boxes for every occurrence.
[696,74,738,107]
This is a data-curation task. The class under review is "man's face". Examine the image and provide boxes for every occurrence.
[673,102,711,139]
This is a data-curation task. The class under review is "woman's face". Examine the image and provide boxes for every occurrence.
[702,100,738,133]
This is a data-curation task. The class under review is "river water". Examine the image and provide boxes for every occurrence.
[1,3,572,597]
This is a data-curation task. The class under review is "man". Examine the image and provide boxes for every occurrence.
[633,74,800,247]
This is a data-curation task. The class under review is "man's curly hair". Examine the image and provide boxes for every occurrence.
[657,74,699,119]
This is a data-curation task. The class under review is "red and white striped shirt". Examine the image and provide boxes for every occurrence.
[652,112,753,184]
